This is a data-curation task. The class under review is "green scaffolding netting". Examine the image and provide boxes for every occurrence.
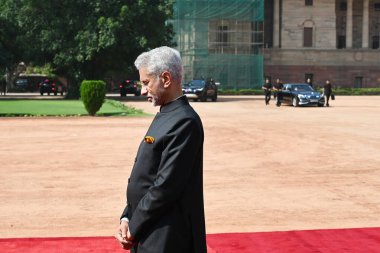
[171,0,264,89]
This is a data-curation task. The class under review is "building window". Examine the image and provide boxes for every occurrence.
[354,76,363,88]
[305,0,313,6]
[303,27,313,47]
[218,26,228,46]
[374,3,380,11]
[209,19,263,55]
[340,1,347,11]
[372,36,379,49]
[338,35,346,49]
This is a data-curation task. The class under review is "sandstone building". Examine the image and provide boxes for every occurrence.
[264,0,380,88]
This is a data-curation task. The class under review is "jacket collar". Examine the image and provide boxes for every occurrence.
[160,95,188,113]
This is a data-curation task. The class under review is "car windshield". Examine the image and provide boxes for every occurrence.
[187,80,205,88]
[16,79,27,85]
[292,85,314,92]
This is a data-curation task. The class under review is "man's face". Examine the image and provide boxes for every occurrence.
[139,68,165,106]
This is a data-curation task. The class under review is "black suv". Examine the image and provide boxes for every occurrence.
[182,79,218,102]
[119,80,140,97]
[39,79,66,96]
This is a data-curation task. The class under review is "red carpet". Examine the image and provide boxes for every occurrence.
[206,228,380,253]
[0,228,379,253]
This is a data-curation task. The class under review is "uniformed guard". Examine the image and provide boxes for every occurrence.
[324,79,333,107]
[262,78,272,105]
[273,78,283,106]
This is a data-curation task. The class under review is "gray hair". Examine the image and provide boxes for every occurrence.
[134,46,183,82]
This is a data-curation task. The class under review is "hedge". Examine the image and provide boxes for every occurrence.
[80,80,106,116]
[218,87,380,96]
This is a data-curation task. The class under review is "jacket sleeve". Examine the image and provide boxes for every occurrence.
[120,204,128,220]
[128,118,203,240]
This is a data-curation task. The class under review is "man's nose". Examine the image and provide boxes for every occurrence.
[141,86,148,96]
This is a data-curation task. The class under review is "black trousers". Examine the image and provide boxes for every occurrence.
[265,92,271,104]
[325,94,331,105]
[276,92,282,105]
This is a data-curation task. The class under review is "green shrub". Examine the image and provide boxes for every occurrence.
[333,87,380,95]
[80,80,106,116]
[219,89,264,95]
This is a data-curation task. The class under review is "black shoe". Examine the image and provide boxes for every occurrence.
[326,104,329,107]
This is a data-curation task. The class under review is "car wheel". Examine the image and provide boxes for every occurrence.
[292,97,299,107]
[318,103,324,107]
[212,93,217,102]
[193,98,198,102]
[200,95,207,102]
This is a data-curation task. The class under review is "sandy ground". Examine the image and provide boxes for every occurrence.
[1,95,380,238]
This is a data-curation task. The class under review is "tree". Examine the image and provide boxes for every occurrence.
[0,16,23,88]
[0,0,175,97]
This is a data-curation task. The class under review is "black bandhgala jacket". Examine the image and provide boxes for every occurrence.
[121,96,207,253]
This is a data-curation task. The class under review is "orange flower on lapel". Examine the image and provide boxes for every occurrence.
[144,136,155,144]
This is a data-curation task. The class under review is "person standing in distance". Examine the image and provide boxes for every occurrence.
[324,79,333,107]
[273,78,283,106]
[306,78,313,88]
[262,78,272,105]
[115,46,207,253]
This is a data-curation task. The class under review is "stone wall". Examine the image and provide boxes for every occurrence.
[264,48,380,87]
[281,0,337,49]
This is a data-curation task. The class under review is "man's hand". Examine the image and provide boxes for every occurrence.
[115,220,135,250]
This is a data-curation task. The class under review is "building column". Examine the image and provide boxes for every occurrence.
[273,0,280,48]
[346,0,353,48]
[362,0,369,48]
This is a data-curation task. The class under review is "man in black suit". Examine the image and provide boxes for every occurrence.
[115,46,207,253]
[262,78,272,105]
[273,78,283,106]
[324,79,333,107]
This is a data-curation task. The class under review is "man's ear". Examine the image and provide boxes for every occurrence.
[161,71,172,88]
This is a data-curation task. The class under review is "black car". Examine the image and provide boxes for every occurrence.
[277,83,325,107]
[182,79,218,102]
[119,80,140,96]
[15,79,29,91]
[39,79,66,96]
